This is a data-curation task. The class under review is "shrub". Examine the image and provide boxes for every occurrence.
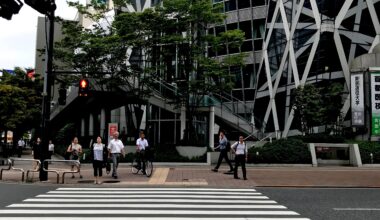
[353,141,380,164]
[290,134,345,143]
[249,139,311,164]
[154,144,207,162]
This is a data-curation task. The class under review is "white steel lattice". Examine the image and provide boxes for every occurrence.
[255,0,380,137]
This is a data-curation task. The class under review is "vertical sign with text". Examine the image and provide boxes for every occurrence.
[371,72,380,135]
[108,123,118,143]
[351,73,365,126]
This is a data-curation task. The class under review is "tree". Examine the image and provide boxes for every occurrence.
[0,68,43,144]
[55,0,245,145]
[292,84,324,135]
[292,83,344,135]
[115,0,245,144]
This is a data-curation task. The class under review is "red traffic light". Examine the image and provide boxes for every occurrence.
[78,79,89,96]
[79,79,88,89]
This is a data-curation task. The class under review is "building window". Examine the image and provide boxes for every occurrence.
[227,23,238,31]
[215,25,226,36]
[238,0,251,9]
[239,20,252,39]
[243,64,253,88]
[225,0,237,12]
[251,0,266,7]
[241,40,253,52]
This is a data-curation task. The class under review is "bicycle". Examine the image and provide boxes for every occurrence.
[131,148,154,177]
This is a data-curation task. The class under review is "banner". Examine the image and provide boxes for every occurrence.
[370,72,380,135]
[350,74,364,126]
[108,123,118,143]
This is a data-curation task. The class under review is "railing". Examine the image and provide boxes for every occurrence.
[0,158,41,182]
[43,159,81,184]
[150,77,267,139]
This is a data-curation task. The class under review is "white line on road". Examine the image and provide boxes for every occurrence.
[0,210,300,215]
[334,208,380,211]
[36,194,268,199]
[23,198,277,204]
[47,191,262,195]
[0,218,311,220]
[56,188,257,192]
[7,204,286,209]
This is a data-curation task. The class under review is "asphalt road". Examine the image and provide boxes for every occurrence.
[259,187,380,220]
[1,183,380,219]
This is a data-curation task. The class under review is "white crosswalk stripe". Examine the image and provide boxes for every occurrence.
[0,187,310,220]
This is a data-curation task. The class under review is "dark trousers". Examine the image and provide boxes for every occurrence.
[17,146,22,158]
[234,154,247,179]
[215,149,233,170]
[93,160,103,177]
[136,150,146,173]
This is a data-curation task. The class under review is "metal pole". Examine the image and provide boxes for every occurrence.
[40,6,55,181]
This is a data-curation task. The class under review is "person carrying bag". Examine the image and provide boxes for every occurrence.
[231,135,248,180]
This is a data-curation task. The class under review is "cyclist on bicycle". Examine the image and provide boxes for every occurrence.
[135,131,149,174]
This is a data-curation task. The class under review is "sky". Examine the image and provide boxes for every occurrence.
[0,0,86,70]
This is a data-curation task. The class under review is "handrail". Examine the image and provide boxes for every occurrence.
[150,77,267,138]
[43,159,81,184]
[0,158,41,182]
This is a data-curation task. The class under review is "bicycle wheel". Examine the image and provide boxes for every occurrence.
[131,158,139,174]
[145,160,153,177]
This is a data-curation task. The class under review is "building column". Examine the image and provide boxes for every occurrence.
[209,106,215,149]
[180,106,186,140]
[119,106,126,133]
[100,108,106,139]
[81,117,85,137]
[89,113,94,136]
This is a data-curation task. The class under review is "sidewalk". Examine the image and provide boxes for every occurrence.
[1,151,380,188]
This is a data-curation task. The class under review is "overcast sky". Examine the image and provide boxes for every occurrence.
[0,1,85,70]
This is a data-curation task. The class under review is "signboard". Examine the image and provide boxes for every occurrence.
[370,72,380,135]
[108,123,118,143]
[350,74,365,126]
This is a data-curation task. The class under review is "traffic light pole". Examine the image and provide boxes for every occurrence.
[40,6,55,181]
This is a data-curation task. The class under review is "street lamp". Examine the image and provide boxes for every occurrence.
[25,0,56,181]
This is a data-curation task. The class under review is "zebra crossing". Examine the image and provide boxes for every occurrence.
[0,187,310,220]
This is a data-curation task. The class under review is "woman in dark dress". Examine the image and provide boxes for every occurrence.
[32,137,42,170]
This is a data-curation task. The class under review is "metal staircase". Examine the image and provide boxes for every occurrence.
[149,78,267,139]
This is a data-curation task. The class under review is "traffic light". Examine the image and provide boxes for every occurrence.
[58,88,66,105]
[24,0,56,15]
[78,79,89,97]
[0,0,23,20]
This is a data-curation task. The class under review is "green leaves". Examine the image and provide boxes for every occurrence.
[0,68,42,133]
[292,83,344,134]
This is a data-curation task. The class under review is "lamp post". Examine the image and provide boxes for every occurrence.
[39,1,56,181]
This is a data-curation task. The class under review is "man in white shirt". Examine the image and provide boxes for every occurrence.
[136,131,149,174]
[108,131,125,179]
[17,139,25,158]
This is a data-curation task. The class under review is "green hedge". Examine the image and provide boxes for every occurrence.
[249,139,311,164]
[351,141,380,164]
[289,134,345,143]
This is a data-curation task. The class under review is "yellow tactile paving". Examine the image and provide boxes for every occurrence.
[148,168,169,184]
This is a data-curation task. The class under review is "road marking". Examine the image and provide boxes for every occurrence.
[2,187,310,219]
[56,188,257,192]
[0,218,311,220]
[0,210,300,215]
[47,191,262,195]
[148,168,169,184]
[36,194,268,199]
[23,198,277,203]
[334,208,380,211]
[8,204,286,209]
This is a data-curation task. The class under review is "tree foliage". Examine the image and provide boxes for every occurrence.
[55,0,246,145]
[0,68,43,139]
[292,83,344,135]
